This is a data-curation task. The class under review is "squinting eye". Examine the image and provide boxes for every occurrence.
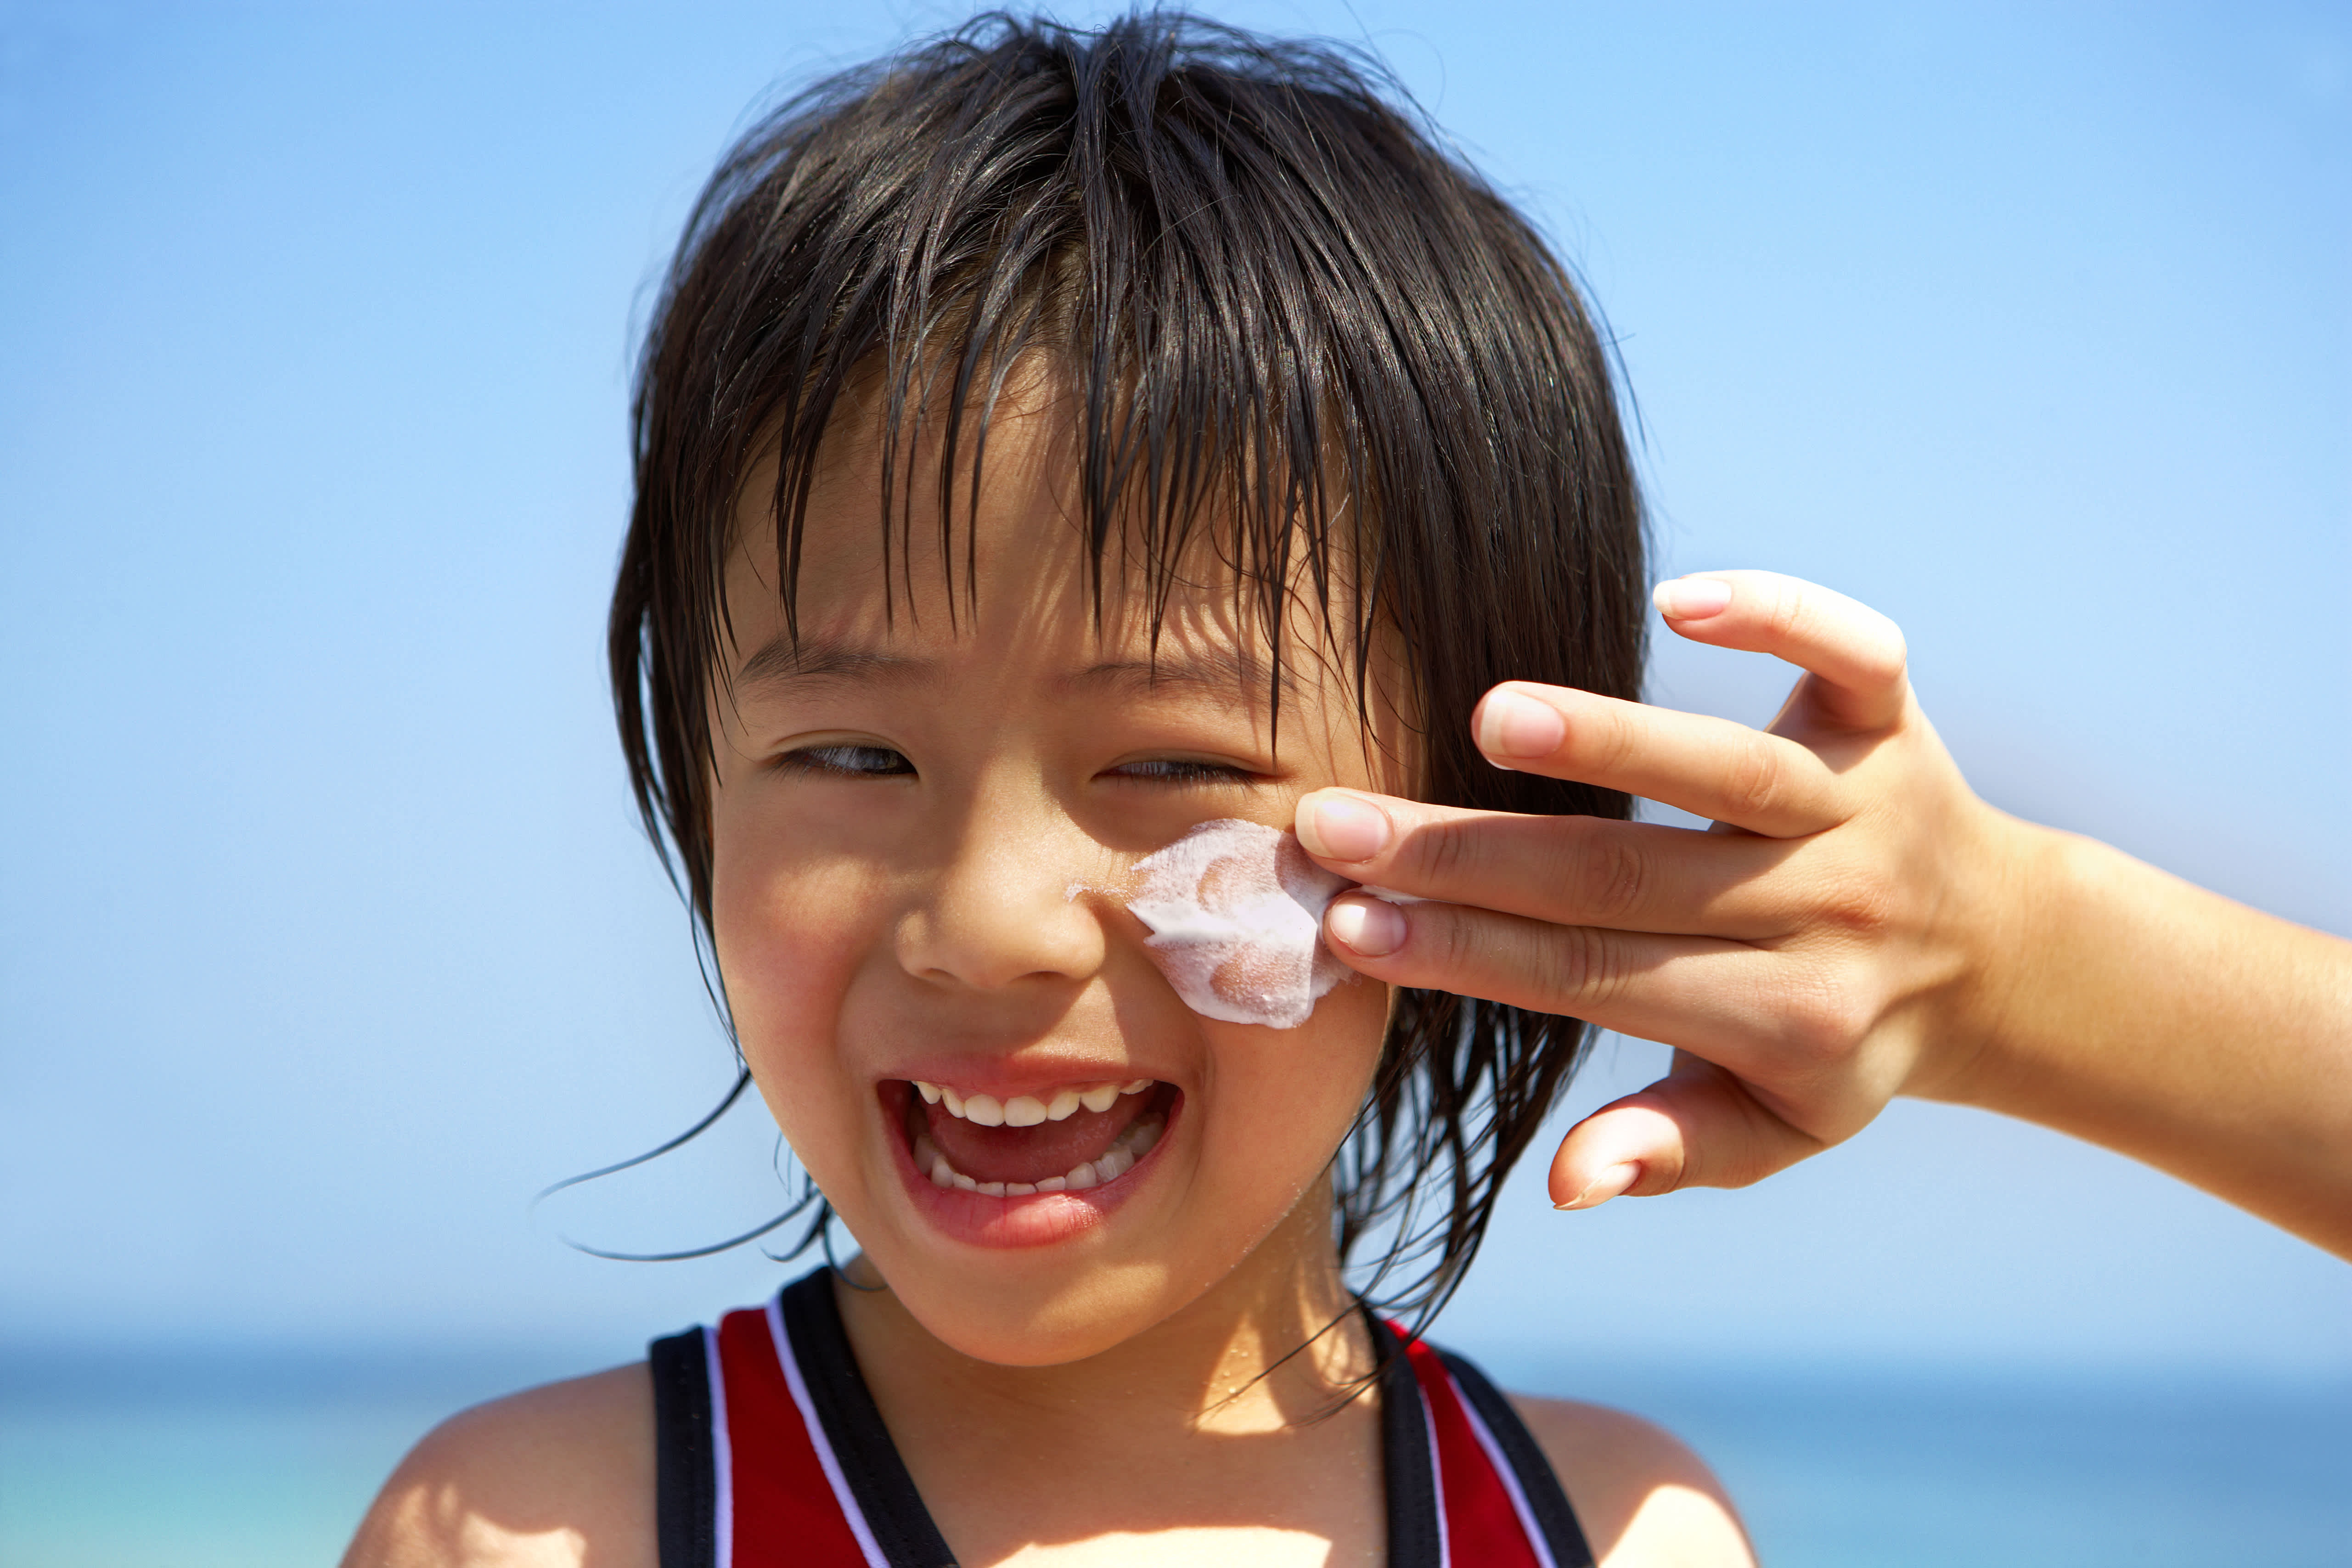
[778,744,915,778]
[1110,758,1254,785]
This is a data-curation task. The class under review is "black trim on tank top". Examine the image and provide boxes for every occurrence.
[780,1270,962,1568]
[652,1273,1584,1568]
[648,1326,718,1568]
[1374,1318,1443,1568]
[1439,1349,1598,1568]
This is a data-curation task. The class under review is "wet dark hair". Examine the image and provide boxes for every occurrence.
[605,10,1645,1327]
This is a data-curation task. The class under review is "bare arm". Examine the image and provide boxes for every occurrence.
[1299,570,2352,1257]
[340,1364,655,1568]
[1950,823,2352,1249]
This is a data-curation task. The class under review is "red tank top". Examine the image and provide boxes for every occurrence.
[648,1269,1595,1568]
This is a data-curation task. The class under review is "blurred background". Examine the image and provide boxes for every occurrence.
[2,2,2345,1565]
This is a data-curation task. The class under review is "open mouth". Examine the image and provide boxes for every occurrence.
[884,1076,1176,1200]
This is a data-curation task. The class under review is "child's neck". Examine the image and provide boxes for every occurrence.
[833,1196,1388,1566]
[836,1197,1373,1435]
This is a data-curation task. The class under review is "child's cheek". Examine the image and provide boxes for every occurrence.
[1199,968,1390,1214]
[710,844,889,1118]
[1117,820,1390,1215]
[1125,819,1354,1030]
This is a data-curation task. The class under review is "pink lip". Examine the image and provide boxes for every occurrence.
[883,1082,1182,1249]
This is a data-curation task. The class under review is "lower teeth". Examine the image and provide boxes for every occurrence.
[918,1116,1165,1197]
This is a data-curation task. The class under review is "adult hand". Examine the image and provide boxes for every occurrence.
[1296,570,2024,1210]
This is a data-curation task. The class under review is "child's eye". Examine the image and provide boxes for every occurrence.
[1109,758,1255,786]
[776,743,915,778]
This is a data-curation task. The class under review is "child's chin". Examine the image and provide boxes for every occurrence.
[883,1263,1190,1367]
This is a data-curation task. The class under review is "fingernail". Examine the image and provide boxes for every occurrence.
[1296,792,1389,863]
[1324,895,1407,957]
[1653,576,1733,620]
[1553,1162,1639,1211]
[1476,688,1565,761]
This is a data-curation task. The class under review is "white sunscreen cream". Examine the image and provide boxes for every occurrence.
[1125,818,1354,1029]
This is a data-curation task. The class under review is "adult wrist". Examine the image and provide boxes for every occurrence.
[1907,805,2080,1114]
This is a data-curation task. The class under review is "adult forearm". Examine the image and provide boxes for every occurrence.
[1937,821,2352,1257]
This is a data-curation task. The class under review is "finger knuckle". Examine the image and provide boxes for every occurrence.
[1631,1124,1690,1193]
[1713,1131,1806,1191]
[1814,872,1898,940]
[1535,923,1624,1012]
[1410,816,1481,890]
[1702,1134,1774,1191]
[1722,735,1784,823]
[1429,906,1488,980]
[1584,706,1643,779]
[1861,627,1909,688]
[1567,827,1649,925]
[1766,581,1808,643]
[1773,972,1871,1067]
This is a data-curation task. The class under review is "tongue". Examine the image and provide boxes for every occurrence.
[921,1094,1147,1185]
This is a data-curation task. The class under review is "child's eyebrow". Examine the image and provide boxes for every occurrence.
[732,634,934,691]
[1069,650,1297,704]
[732,634,1295,706]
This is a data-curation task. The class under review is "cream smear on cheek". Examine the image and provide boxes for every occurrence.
[1121,819,1355,1030]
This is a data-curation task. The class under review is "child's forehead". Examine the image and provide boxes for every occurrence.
[720,519,1317,712]
[720,391,1359,694]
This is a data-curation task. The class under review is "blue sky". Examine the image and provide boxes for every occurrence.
[2,1,2346,1373]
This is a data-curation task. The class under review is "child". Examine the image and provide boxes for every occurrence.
[344,13,1754,1565]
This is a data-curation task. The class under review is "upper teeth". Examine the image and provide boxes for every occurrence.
[913,1079,1154,1127]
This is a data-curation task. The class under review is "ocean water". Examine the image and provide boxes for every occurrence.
[1494,1357,2352,1568]
[0,1346,587,1568]
[2,1347,2346,1567]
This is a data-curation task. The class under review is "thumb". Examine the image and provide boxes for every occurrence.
[1547,1052,1829,1209]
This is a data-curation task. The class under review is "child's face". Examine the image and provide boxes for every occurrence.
[707,387,1397,1366]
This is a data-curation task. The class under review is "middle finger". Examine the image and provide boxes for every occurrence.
[1295,791,1812,941]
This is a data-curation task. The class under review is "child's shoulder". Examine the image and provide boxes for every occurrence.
[1504,1393,1756,1568]
[333,1362,1749,1568]
[340,1363,655,1568]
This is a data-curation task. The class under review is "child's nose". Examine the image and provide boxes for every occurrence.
[894,806,1109,992]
